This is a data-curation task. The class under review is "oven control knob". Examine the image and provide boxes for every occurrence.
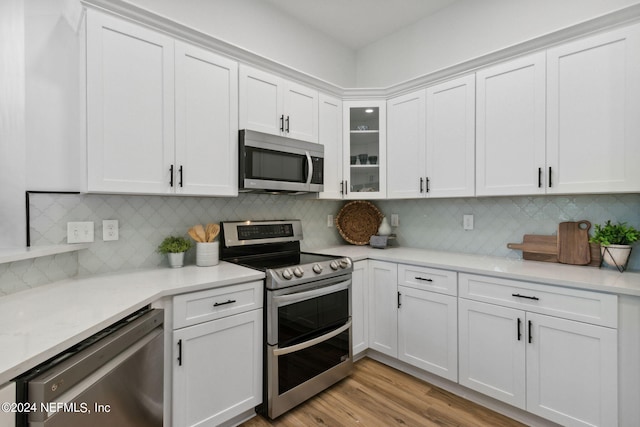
[330,260,340,270]
[339,258,352,269]
[312,263,323,274]
[293,267,304,278]
[281,269,293,280]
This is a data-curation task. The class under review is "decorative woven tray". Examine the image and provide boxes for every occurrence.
[335,201,383,245]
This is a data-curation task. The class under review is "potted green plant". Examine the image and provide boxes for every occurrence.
[157,236,192,268]
[589,220,639,270]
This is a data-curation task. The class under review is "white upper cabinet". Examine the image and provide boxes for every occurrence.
[387,90,426,199]
[318,93,343,199]
[387,75,475,199]
[87,10,175,194]
[426,75,475,198]
[475,52,547,196]
[239,65,318,143]
[174,42,238,196]
[86,10,238,196]
[546,23,640,194]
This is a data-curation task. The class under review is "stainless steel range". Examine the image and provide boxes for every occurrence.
[220,220,353,419]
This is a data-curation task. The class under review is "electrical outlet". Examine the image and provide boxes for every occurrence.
[327,215,334,227]
[103,219,119,241]
[463,214,474,231]
[67,221,94,243]
[391,214,399,227]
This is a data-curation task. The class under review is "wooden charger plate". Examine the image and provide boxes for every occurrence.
[335,201,383,245]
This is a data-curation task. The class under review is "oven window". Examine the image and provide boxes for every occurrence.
[247,147,306,183]
[278,289,349,348]
[278,328,349,395]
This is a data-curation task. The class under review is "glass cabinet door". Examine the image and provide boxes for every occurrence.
[343,101,386,199]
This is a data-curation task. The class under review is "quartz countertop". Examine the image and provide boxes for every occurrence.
[0,262,264,385]
[312,245,640,297]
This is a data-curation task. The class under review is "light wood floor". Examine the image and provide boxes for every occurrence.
[241,357,525,427]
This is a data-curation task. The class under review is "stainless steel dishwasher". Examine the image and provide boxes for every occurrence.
[15,307,164,427]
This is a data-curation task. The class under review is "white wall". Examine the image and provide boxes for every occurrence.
[0,0,26,248]
[123,0,357,87]
[356,0,640,87]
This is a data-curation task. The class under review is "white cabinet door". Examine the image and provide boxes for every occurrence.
[458,298,526,409]
[318,93,343,199]
[351,260,368,356]
[367,260,397,357]
[0,382,15,427]
[387,90,426,199]
[398,286,457,381]
[526,313,618,427]
[173,309,262,427]
[546,24,640,194]
[239,65,283,137]
[174,42,238,196]
[239,65,318,143]
[86,10,175,194]
[476,52,546,196]
[426,75,475,198]
[283,81,318,143]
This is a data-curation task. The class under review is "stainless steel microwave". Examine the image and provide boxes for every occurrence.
[239,130,324,193]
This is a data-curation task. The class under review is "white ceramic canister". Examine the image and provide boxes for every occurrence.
[196,242,219,267]
[378,216,392,236]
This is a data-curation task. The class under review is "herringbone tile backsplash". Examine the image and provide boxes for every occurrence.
[1,192,638,295]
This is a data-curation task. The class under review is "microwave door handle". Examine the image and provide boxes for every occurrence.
[305,151,313,185]
[273,279,351,306]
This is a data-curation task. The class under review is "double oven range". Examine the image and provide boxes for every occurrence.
[220,220,353,419]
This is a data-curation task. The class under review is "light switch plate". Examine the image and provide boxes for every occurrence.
[463,214,474,230]
[67,221,94,243]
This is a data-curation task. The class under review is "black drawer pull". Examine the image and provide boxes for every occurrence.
[512,293,539,301]
[213,299,237,307]
[415,277,433,282]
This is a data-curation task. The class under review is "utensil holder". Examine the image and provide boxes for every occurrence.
[196,242,219,267]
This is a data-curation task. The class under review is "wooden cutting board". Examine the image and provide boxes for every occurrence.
[557,221,591,265]
[508,235,558,262]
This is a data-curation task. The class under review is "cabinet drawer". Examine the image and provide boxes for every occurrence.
[173,281,263,329]
[459,273,617,328]
[398,264,457,296]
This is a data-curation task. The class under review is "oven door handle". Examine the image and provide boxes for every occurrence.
[273,319,352,357]
[272,279,351,306]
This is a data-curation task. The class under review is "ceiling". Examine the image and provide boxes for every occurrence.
[262,0,458,50]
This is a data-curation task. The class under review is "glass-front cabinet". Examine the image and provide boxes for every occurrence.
[342,101,386,199]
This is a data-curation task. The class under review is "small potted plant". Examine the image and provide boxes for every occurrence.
[589,220,639,270]
[157,236,192,268]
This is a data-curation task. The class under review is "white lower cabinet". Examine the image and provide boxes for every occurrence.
[368,261,458,381]
[351,260,368,356]
[0,382,15,427]
[172,282,263,427]
[458,274,618,427]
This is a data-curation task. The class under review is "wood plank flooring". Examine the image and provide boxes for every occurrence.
[240,357,525,427]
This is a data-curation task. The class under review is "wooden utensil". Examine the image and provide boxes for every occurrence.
[188,227,202,243]
[557,221,591,265]
[193,224,206,243]
[205,223,220,242]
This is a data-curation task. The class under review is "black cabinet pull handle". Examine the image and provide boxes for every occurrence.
[512,293,539,301]
[415,277,433,282]
[548,166,552,188]
[177,339,182,366]
[285,116,290,133]
[426,177,430,193]
[538,167,542,188]
[420,177,424,193]
[397,291,401,308]
[345,180,348,195]
[169,165,174,187]
[340,181,344,195]
[517,318,522,341]
[179,165,183,187]
[213,299,236,307]
[528,320,533,343]
[280,115,284,132]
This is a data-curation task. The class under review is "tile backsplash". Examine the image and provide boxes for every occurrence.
[1,192,638,296]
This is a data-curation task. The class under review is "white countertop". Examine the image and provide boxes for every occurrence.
[313,245,640,297]
[0,262,264,385]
